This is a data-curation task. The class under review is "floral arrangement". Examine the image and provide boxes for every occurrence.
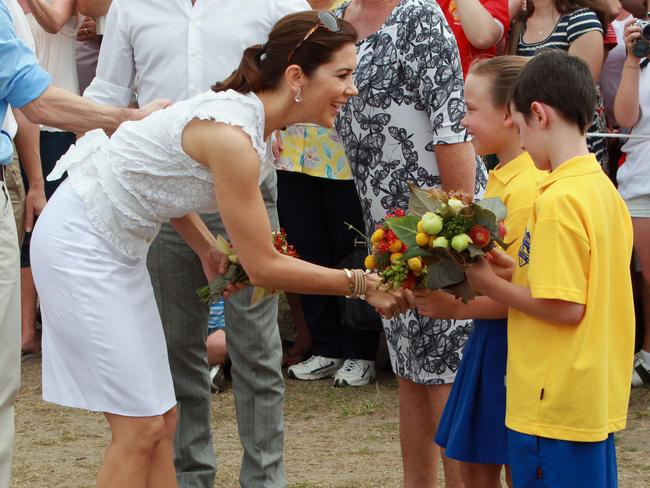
[197,229,299,305]
[363,183,508,302]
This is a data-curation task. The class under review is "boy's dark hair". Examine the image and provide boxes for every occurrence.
[509,50,596,134]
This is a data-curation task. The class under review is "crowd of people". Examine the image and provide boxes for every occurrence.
[0,0,648,487]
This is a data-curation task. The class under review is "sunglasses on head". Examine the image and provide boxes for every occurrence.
[287,11,340,64]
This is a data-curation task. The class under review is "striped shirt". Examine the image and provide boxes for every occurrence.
[516,8,609,173]
[516,8,603,57]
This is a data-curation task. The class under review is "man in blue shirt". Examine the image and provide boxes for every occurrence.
[0,3,168,483]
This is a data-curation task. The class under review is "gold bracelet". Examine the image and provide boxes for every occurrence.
[624,63,641,70]
[342,268,355,298]
[357,269,367,300]
[353,269,362,298]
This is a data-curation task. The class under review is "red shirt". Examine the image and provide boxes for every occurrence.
[436,0,510,76]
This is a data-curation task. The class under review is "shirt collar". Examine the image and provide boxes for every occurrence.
[490,151,535,186]
[538,153,602,192]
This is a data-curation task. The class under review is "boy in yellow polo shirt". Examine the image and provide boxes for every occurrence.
[465,50,635,487]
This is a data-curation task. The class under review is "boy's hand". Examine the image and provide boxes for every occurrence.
[413,289,458,318]
[486,248,515,281]
[466,256,500,295]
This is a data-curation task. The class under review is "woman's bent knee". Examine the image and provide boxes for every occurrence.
[107,413,170,454]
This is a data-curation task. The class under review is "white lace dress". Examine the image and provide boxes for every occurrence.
[30,90,269,416]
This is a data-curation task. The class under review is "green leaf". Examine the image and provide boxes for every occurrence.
[476,197,508,221]
[494,237,513,251]
[467,244,486,259]
[408,182,443,217]
[426,260,466,290]
[251,286,270,305]
[441,279,477,303]
[474,206,498,234]
[216,235,233,255]
[386,215,420,248]
[402,246,435,261]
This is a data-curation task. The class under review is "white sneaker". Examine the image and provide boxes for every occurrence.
[632,353,650,388]
[287,355,343,380]
[209,365,226,393]
[333,359,376,387]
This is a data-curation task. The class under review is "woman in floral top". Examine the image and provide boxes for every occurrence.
[336,0,487,485]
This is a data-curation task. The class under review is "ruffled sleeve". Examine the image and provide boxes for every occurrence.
[173,90,269,183]
[47,129,109,181]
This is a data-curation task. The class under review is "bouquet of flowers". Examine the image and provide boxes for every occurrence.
[363,183,508,302]
[197,229,299,305]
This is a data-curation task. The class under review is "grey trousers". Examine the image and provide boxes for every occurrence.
[147,170,286,488]
[0,180,20,488]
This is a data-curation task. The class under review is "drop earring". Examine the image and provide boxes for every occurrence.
[294,87,303,103]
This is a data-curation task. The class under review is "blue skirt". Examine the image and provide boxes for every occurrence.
[435,319,508,465]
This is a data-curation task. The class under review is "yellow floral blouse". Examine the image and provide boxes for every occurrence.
[276,124,353,180]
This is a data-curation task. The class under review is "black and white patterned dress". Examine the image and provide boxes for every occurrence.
[336,0,487,384]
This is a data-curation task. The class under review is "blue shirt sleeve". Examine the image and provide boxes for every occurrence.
[0,1,51,164]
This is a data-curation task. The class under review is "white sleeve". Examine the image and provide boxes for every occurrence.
[83,0,135,107]
[272,0,311,21]
[5,0,36,52]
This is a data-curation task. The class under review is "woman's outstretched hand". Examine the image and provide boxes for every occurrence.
[364,273,415,319]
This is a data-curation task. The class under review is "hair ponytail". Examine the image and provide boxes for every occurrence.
[212,11,357,95]
[212,44,271,93]
[468,56,529,108]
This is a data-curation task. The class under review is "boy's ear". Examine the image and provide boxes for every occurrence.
[285,64,305,93]
[503,111,514,128]
[530,101,549,128]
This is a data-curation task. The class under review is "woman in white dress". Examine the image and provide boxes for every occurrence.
[30,11,409,487]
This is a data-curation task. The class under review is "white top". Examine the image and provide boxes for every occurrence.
[48,90,271,259]
[83,0,310,105]
[617,64,650,201]
[2,0,37,138]
[600,16,632,125]
[27,2,79,132]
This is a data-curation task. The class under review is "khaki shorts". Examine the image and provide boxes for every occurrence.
[4,146,25,247]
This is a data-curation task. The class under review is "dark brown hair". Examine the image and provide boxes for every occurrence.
[508,50,596,133]
[468,56,529,108]
[507,0,610,54]
[212,11,357,94]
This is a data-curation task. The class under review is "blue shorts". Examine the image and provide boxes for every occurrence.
[207,298,226,335]
[508,429,617,488]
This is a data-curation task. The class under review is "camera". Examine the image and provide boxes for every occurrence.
[632,19,650,58]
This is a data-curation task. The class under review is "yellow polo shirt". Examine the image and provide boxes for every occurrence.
[484,151,546,260]
[507,154,635,442]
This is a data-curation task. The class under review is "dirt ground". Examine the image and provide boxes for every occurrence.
[11,302,650,487]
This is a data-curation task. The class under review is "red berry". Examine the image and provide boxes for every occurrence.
[468,225,491,248]
[498,222,507,239]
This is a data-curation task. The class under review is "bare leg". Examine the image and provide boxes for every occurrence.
[398,379,460,488]
[97,407,177,488]
[207,329,227,367]
[633,218,650,354]
[426,384,463,488]
[20,268,40,353]
[398,378,437,488]
[505,465,513,487]
[146,408,178,488]
[459,462,503,488]
[285,292,312,358]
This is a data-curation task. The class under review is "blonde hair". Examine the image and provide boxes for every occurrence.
[467,56,529,108]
